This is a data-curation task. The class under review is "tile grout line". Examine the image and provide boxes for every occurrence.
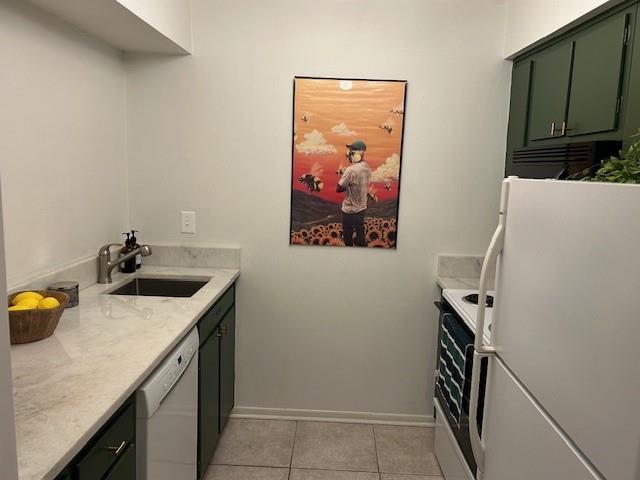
[371,423,382,479]
[288,420,298,480]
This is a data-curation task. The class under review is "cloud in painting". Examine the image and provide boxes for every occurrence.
[296,129,337,155]
[331,122,357,136]
[372,153,400,182]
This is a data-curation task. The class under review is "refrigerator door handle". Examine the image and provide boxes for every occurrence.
[469,179,510,474]
[475,178,508,355]
[474,223,503,355]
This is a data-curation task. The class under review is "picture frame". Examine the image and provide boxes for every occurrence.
[290,76,407,249]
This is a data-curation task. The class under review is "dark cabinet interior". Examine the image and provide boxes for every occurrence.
[506,2,639,176]
[197,285,236,479]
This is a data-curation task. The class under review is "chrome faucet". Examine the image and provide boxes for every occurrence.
[97,243,152,284]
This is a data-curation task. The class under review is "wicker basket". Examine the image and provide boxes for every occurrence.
[8,290,70,344]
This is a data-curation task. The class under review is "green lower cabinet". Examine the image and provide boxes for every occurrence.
[219,306,236,433]
[196,285,236,479]
[102,444,136,480]
[76,403,135,480]
[198,325,221,479]
[55,397,136,480]
[566,9,631,137]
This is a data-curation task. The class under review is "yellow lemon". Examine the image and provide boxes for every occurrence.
[12,291,43,306]
[8,305,32,311]
[15,297,39,309]
[38,297,60,310]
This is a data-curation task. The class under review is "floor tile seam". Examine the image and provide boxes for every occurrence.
[379,475,444,478]
[210,461,291,468]
[379,471,444,477]
[378,470,443,476]
[288,420,299,480]
[371,423,381,474]
[289,465,380,474]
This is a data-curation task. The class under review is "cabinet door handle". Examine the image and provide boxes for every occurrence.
[552,121,573,136]
[560,121,572,136]
[550,122,556,136]
[106,440,127,457]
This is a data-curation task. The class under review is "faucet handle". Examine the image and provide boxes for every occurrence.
[98,243,123,257]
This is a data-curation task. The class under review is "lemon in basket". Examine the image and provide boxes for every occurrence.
[12,291,43,306]
[8,304,32,311]
[13,297,39,310]
[37,297,61,310]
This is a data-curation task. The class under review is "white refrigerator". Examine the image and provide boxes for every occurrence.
[469,178,640,480]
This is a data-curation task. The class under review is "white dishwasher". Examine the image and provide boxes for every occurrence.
[137,328,199,480]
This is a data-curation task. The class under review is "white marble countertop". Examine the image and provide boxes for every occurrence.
[10,265,240,480]
[437,276,492,290]
[436,255,495,291]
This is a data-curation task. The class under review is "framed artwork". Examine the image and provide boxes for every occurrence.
[290,76,407,248]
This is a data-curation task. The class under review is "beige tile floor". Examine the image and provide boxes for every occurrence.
[205,419,443,480]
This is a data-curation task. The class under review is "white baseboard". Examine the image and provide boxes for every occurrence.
[231,406,434,427]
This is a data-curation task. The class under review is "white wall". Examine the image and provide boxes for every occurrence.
[117,0,192,52]
[0,0,129,288]
[504,0,611,57]
[125,0,510,418]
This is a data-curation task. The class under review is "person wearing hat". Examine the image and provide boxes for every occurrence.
[336,140,372,247]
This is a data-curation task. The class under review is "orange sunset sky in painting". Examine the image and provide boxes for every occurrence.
[292,78,406,204]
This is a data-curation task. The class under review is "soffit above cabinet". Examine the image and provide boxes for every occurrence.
[24,0,192,55]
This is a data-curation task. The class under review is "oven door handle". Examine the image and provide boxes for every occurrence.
[469,179,509,475]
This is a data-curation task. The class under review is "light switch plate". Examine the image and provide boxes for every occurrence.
[181,210,196,234]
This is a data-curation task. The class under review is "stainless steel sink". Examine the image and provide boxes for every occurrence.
[108,277,210,297]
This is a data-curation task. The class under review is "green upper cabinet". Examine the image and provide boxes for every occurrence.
[505,2,639,175]
[528,42,574,141]
[624,4,640,144]
[566,12,630,137]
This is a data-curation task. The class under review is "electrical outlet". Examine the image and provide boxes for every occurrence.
[181,210,196,234]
